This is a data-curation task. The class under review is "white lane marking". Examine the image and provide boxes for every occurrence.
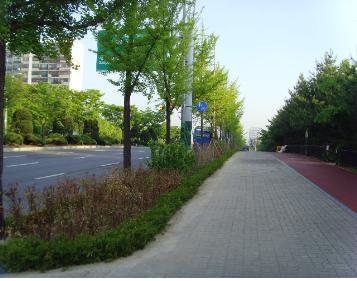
[138,150,146,153]
[74,156,87,159]
[35,173,65,180]
[138,157,144,160]
[94,149,105,152]
[4,155,26,159]
[6,162,39,168]
[100,162,120,167]
[145,157,150,159]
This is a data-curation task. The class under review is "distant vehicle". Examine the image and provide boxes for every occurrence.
[241,145,249,151]
[193,127,212,145]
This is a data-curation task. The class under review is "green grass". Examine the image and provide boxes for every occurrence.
[0,150,236,273]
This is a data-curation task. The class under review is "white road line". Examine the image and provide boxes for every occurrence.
[4,155,26,159]
[145,157,150,159]
[100,162,120,167]
[94,149,105,152]
[74,156,88,159]
[138,157,144,160]
[6,162,39,168]
[35,173,65,180]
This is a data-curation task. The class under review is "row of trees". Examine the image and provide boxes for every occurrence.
[259,52,357,151]
[0,0,245,237]
[5,75,172,146]
[193,32,244,145]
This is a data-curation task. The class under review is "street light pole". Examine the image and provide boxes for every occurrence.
[180,1,194,148]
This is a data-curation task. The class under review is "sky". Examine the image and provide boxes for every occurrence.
[79,0,357,140]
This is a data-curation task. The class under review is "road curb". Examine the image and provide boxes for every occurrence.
[4,145,123,152]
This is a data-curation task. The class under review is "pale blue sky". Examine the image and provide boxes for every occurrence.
[80,0,357,138]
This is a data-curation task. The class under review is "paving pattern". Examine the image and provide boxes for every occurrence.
[5,152,357,277]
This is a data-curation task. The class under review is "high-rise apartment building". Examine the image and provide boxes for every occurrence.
[5,41,84,90]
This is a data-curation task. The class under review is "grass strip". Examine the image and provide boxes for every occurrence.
[0,150,236,272]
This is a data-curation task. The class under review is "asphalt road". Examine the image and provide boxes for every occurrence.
[3,146,151,197]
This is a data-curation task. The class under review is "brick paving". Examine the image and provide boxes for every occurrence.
[5,152,357,277]
[276,152,357,212]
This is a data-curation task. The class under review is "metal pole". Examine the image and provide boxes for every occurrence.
[200,112,203,145]
[180,1,193,148]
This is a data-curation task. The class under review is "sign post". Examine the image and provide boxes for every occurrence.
[197,101,208,145]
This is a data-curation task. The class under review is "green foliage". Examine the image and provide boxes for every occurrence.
[12,108,33,137]
[149,143,196,173]
[45,133,68,145]
[67,134,97,145]
[98,119,122,144]
[131,108,164,145]
[83,120,100,142]
[192,29,244,145]
[25,134,45,146]
[0,149,236,272]
[4,132,23,146]
[259,52,357,151]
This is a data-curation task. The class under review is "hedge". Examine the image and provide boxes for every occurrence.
[0,149,236,272]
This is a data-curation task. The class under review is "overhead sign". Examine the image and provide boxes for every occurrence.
[96,30,147,72]
[197,101,208,113]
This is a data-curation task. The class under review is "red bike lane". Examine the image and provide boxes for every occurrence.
[275,153,357,213]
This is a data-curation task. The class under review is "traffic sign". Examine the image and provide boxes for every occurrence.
[197,101,208,113]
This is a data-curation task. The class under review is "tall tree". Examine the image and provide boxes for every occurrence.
[0,0,125,238]
[150,0,192,144]
[97,0,185,168]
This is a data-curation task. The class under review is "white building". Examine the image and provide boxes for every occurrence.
[6,41,84,90]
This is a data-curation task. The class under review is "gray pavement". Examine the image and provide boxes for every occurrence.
[4,152,357,277]
[3,146,150,190]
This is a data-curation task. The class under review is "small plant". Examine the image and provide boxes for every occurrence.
[4,132,24,146]
[149,143,196,173]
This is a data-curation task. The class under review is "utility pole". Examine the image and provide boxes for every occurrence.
[181,1,194,148]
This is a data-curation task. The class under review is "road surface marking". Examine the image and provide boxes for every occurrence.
[4,155,26,159]
[35,173,65,180]
[94,149,105,152]
[100,162,120,167]
[6,162,39,168]
[138,157,144,160]
[145,157,150,159]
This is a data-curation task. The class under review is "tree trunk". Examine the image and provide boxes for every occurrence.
[123,72,132,169]
[0,41,6,239]
[165,99,171,145]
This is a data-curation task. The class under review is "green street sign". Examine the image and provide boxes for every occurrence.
[96,30,147,72]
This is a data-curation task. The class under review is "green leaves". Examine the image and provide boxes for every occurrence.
[259,52,357,151]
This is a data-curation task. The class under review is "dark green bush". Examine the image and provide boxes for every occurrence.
[45,133,68,145]
[96,136,118,145]
[83,120,99,141]
[149,143,196,173]
[24,134,44,146]
[66,134,97,145]
[5,132,23,146]
[13,108,33,136]
[79,134,97,145]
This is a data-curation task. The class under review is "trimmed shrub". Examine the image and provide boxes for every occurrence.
[149,143,196,173]
[5,132,23,146]
[13,108,33,137]
[45,133,68,145]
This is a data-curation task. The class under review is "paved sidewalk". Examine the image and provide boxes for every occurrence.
[276,152,357,212]
[4,152,357,277]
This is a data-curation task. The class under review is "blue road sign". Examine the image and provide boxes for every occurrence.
[197,101,208,113]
